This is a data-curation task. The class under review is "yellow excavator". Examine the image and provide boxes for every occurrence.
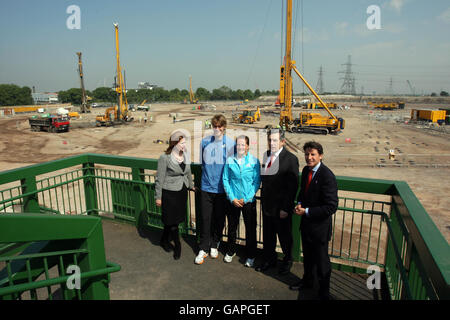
[189,76,198,104]
[234,106,261,124]
[96,23,133,126]
[275,0,344,135]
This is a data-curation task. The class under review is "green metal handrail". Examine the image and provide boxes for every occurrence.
[0,262,120,299]
[0,153,448,300]
[0,214,121,300]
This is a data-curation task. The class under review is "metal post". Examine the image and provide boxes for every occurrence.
[83,162,98,216]
[21,176,40,213]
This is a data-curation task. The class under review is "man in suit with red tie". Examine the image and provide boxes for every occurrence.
[291,141,338,300]
[256,128,299,275]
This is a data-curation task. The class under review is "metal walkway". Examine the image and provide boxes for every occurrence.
[102,220,380,300]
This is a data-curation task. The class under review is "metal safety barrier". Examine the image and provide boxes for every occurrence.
[0,214,121,300]
[0,153,448,300]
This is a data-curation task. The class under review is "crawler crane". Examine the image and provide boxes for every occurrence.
[76,52,91,113]
[275,0,344,134]
[96,23,133,126]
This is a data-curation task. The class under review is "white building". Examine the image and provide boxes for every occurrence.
[137,82,158,90]
[32,92,59,104]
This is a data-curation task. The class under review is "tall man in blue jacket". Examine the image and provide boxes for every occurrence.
[195,114,235,265]
[291,141,338,300]
[257,128,299,275]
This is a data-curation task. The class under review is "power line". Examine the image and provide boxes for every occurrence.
[339,55,356,95]
[300,0,304,95]
[245,0,273,89]
[387,77,394,95]
[316,65,324,94]
[354,64,450,69]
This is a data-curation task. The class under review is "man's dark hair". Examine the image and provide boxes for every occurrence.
[303,141,323,155]
[211,114,227,128]
[267,127,285,141]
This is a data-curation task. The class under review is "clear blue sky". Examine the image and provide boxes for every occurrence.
[0,0,449,94]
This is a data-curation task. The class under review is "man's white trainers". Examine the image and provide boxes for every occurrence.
[224,253,236,263]
[244,258,255,268]
[210,248,219,259]
[195,250,208,264]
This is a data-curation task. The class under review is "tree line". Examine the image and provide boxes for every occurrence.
[0,84,33,106]
[0,83,276,106]
[58,86,278,105]
[2,83,448,106]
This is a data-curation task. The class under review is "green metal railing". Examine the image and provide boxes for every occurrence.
[0,153,448,300]
[0,214,121,300]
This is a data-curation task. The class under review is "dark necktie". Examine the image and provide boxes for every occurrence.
[267,155,274,169]
[305,169,313,193]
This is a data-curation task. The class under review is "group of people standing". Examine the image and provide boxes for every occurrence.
[154,114,338,300]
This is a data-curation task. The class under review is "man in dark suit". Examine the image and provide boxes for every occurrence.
[256,128,299,275]
[290,141,338,300]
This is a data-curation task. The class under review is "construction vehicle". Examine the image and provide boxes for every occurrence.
[136,99,149,111]
[275,0,344,134]
[68,111,80,119]
[439,108,450,125]
[96,23,133,127]
[29,114,70,133]
[369,102,405,110]
[291,113,339,134]
[76,52,91,113]
[189,76,198,104]
[410,109,446,124]
[129,100,148,111]
[306,102,337,110]
[233,107,261,124]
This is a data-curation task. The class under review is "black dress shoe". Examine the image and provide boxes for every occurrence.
[278,260,292,275]
[160,241,173,253]
[255,260,277,272]
[289,279,313,291]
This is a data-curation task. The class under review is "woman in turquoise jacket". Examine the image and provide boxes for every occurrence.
[222,135,261,267]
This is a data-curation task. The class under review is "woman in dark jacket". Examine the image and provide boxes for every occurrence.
[155,131,194,260]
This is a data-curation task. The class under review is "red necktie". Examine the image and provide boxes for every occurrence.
[304,170,313,193]
[267,155,274,169]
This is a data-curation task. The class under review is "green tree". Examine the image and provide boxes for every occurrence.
[0,84,33,106]
[58,88,86,104]
[254,89,261,98]
[92,87,116,102]
[243,89,254,100]
[211,86,232,100]
[232,89,244,100]
[440,91,449,97]
[196,87,210,100]
[180,89,189,100]
[125,89,137,103]
[169,88,182,101]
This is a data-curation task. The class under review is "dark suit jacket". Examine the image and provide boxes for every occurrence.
[297,163,338,243]
[261,148,299,217]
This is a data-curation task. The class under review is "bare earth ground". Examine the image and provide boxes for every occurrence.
[0,97,449,243]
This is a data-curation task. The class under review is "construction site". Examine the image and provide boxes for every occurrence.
[1,95,449,237]
[0,0,449,302]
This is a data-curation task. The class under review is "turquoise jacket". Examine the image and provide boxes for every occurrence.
[222,153,261,204]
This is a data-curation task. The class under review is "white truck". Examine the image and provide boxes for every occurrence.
[137,104,150,111]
